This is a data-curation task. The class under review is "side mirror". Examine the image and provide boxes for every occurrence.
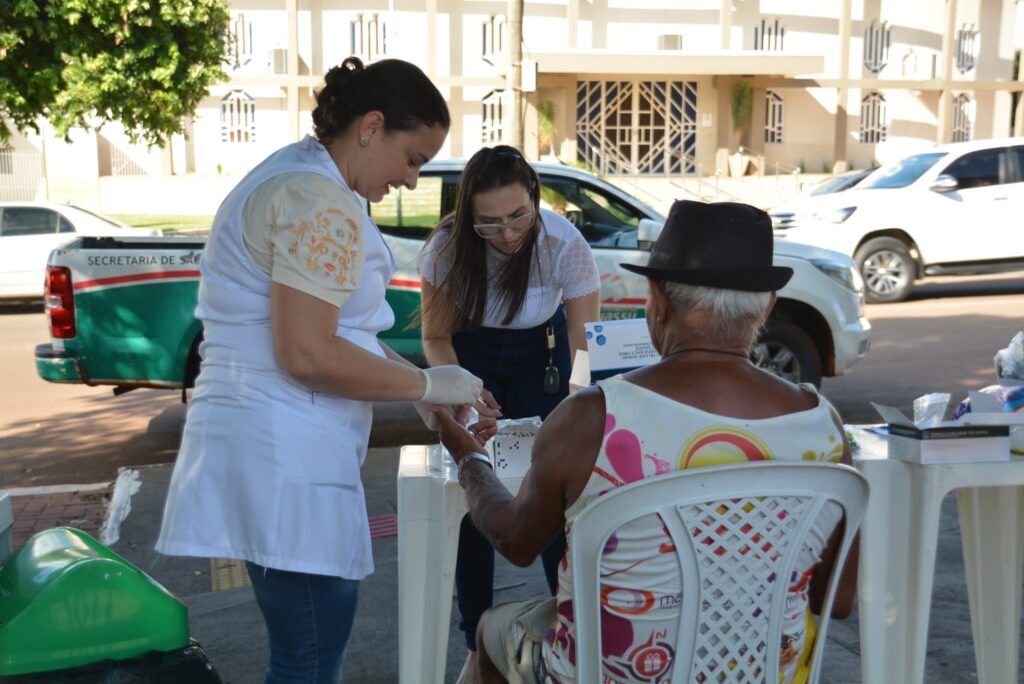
[929,174,959,193]
[637,218,664,248]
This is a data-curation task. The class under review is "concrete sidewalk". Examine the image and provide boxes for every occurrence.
[75,448,1003,684]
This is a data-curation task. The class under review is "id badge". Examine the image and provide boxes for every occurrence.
[543,364,561,395]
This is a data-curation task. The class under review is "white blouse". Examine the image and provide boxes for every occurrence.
[417,208,601,329]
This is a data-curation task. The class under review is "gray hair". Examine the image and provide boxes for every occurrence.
[662,281,771,348]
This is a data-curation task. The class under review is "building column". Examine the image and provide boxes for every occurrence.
[287,0,300,141]
[715,76,733,174]
[719,0,732,50]
[832,0,852,173]
[936,0,959,144]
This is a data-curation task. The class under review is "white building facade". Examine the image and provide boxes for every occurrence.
[4,0,1023,210]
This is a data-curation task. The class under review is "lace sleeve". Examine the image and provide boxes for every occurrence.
[558,232,601,300]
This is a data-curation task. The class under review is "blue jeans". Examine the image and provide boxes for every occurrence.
[246,561,360,684]
[451,306,571,650]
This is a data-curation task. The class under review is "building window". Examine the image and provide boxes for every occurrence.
[482,90,505,145]
[859,92,887,144]
[951,94,973,142]
[482,15,506,64]
[754,18,784,51]
[351,13,386,62]
[863,21,892,74]
[764,91,784,144]
[221,91,256,143]
[225,13,253,69]
[956,24,977,74]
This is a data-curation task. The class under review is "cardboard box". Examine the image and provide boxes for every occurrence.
[583,319,659,381]
[873,402,1011,464]
[490,418,541,478]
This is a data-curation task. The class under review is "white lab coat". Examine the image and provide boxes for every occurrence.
[156,136,395,579]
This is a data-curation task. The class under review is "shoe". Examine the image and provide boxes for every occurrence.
[456,650,479,684]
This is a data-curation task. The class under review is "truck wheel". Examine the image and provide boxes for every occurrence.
[751,321,822,387]
[855,237,916,303]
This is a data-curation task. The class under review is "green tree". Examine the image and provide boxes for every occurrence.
[730,80,753,147]
[1,0,230,146]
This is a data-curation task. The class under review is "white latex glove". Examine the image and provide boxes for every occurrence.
[419,365,483,406]
[413,401,453,430]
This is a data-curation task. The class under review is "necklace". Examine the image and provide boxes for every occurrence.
[662,347,749,360]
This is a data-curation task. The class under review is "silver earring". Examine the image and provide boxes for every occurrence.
[359,135,370,146]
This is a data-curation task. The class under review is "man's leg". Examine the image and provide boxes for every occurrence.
[476,611,507,684]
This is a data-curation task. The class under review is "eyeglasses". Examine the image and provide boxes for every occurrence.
[473,210,535,239]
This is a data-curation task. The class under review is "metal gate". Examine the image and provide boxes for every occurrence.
[0,151,45,201]
[576,80,697,176]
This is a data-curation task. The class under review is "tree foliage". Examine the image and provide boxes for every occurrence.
[1,0,230,146]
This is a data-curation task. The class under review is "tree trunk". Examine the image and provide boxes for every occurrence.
[507,0,524,152]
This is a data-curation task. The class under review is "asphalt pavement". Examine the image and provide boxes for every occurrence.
[98,437,1012,684]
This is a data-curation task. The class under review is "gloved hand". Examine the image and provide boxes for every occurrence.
[413,401,452,430]
[419,365,483,406]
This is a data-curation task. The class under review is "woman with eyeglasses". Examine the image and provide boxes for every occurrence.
[417,144,601,682]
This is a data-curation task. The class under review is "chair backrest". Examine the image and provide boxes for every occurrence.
[570,462,868,684]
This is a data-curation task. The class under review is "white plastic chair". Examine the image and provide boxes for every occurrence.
[570,462,868,684]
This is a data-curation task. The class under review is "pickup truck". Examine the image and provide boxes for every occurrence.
[35,163,872,393]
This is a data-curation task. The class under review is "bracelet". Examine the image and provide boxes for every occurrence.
[457,451,493,477]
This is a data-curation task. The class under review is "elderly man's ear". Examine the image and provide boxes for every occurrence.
[647,278,670,323]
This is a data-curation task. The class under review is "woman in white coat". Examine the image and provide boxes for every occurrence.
[157,57,488,684]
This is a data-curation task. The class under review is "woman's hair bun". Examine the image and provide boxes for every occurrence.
[324,57,364,88]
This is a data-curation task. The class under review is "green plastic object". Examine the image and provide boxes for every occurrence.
[0,527,189,676]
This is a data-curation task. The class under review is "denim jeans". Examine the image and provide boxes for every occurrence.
[451,306,571,650]
[246,561,360,684]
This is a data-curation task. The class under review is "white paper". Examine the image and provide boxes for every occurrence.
[491,417,542,478]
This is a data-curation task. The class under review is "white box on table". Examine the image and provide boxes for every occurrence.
[583,319,659,382]
[873,402,1010,464]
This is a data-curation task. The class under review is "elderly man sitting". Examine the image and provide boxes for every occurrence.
[433,200,857,684]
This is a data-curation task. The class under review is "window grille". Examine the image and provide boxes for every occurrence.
[225,13,253,68]
[951,94,972,142]
[576,80,697,176]
[754,18,784,51]
[764,91,784,144]
[859,92,887,144]
[351,13,386,62]
[863,21,891,74]
[482,15,506,64]
[221,91,256,143]
[482,91,505,145]
[956,24,976,74]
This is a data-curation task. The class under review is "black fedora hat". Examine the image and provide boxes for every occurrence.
[620,200,793,292]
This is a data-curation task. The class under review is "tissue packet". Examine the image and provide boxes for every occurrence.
[951,385,1024,454]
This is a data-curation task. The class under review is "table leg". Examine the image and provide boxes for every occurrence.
[957,486,1024,684]
[399,476,454,684]
[858,461,946,684]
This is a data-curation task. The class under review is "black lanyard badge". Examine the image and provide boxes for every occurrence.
[543,324,560,395]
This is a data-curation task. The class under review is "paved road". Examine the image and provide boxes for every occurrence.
[1,273,1022,488]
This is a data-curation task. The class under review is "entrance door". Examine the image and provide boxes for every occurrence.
[576,80,698,176]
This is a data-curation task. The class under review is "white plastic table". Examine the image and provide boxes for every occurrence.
[852,427,1024,684]
[397,444,522,684]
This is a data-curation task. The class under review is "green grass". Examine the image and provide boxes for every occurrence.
[110,214,214,233]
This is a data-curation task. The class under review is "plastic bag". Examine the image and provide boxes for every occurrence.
[994,331,1024,384]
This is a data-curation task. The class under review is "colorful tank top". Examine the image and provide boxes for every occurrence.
[542,375,845,684]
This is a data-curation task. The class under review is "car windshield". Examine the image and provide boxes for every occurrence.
[809,169,873,196]
[858,152,945,189]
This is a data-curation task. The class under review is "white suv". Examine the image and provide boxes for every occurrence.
[373,161,872,386]
[771,137,1024,302]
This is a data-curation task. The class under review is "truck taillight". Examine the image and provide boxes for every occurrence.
[45,266,76,338]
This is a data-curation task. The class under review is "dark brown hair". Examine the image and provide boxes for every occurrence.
[312,57,450,144]
[425,145,542,331]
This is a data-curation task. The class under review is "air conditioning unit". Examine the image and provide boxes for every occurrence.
[657,34,683,51]
[269,48,288,75]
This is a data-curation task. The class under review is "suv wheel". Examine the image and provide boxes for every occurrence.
[751,321,823,387]
[855,237,916,303]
